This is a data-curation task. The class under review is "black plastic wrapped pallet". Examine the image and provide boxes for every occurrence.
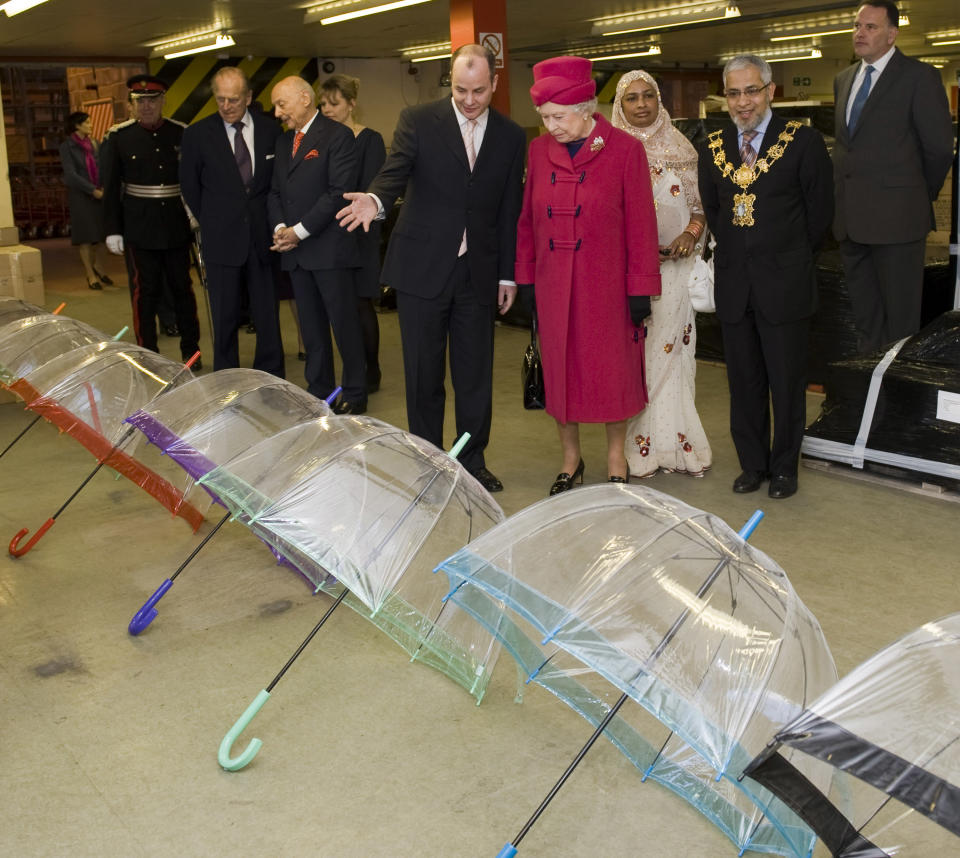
[805,310,960,487]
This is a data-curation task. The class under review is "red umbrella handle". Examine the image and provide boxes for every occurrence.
[9,518,55,557]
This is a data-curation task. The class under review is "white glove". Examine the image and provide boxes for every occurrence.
[106,234,124,255]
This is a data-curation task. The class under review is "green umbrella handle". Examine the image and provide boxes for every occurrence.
[218,689,270,771]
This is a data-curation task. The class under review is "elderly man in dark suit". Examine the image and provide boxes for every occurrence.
[699,54,833,499]
[180,66,285,377]
[833,0,954,354]
[268,75,365,412]
[337,44,525,492]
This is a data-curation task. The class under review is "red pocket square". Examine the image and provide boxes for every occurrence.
[303,149,319,160]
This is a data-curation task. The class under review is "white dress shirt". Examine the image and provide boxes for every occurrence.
[845,44,896,125]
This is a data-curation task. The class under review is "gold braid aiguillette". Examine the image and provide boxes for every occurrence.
[708,121,802,227]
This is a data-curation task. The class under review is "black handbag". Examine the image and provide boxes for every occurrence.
[522,308,546,410]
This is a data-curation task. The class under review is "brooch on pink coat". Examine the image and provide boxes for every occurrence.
[589,136,604,152]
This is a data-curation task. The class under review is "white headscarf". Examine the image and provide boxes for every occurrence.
[612,69,702,215]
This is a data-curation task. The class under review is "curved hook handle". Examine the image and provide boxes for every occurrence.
[218,689,270,771]
[9,517,55,557]
[128,579,174,635]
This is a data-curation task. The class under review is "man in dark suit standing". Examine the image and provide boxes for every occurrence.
[180,67,285,377]
[699,54,833,499]
[268,75,365,412]
[337,44,525,492]
[833,1,953,354]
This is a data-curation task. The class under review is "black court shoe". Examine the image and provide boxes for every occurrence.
[550,459,585,496]
[608,466,631,484]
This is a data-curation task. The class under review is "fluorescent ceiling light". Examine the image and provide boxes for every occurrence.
[898,15,909,26]
[587,46,663,62]
[766,49,821,63]
[162,33,235,60]
[931,39,960,47]
[0,0,47,15]
[319,0,432,26]
[400,40,450,61]
[593,3,740,37]
[771,29,849,42]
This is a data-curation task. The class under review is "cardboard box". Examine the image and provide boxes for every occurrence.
[0,244,45,306]
[0,226,19,247]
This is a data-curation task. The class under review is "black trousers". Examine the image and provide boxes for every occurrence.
[289,266,365,402]
[127,244,200,359]
[840,238,926,354]
[721,308,809,478]
[396,255,496,472]
[206,254,284,377]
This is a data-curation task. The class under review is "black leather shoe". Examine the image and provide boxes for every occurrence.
[471,466,503,493]
[332,398,367,415]
[732,470,768,493]
[162,323,179,337]
[768,474,798,499]
[93,270,113,286]
[87,279,103,290]
[550,459,585,495]
[608,465,631,484]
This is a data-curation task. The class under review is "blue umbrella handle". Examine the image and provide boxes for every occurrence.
[738,510,764,541]
[324,386,342,405]
[218,689,270,771]
[128,579,173,635]
[496,845,518,858]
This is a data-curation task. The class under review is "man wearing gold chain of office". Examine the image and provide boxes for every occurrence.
[698,54,833,501]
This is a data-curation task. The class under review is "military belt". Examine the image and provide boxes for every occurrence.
[124,183,181,199]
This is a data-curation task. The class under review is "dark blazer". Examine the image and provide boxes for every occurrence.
[180,109,282,266]
[833,48,954,245]
[698,113,834,326]
[367,98,525,304]
[59,136,105,245]
[267,112,359,272]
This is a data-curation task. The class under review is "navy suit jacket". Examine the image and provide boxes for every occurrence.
[267,112,359,272]
[367,99,525,304]
[699,113,834,325]
[833,48,954,244]
[180,108,282,266]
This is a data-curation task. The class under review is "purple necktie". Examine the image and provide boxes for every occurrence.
[232,121,252,187]
[740,130,757,167]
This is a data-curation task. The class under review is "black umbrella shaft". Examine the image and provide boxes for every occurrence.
[511,689,631,848]
[265,586,349,693]
[0,414,41,459]
[170,510,231,581]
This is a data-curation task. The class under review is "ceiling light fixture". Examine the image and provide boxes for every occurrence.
[317,0,433,26]
[765,48,821,63]
[151,32,236,60]
[586,46,663,62]
[400,40,451,63]
[720,46,822,64]
[770,28,849,42]
[593,3,740,37]
[0,0,48,15]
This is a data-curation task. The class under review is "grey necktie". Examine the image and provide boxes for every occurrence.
[232,121,252,187]
[847,64,875,132]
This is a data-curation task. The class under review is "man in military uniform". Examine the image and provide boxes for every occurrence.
[101,74,201,365]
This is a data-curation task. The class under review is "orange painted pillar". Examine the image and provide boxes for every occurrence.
[450,0,510,115]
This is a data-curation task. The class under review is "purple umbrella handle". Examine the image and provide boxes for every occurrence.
[128,579,173,635]
[324,386,342,405]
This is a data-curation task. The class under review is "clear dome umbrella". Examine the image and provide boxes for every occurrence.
[196,417,505,771]
[122,368,336,633]
[434,484,838,858]
[745,613,960,857]
[5,341,202,556]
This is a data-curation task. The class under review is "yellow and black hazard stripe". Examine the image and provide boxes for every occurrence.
[148,56,320,125]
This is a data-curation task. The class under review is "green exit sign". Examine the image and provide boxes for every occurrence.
[793,76,812,86]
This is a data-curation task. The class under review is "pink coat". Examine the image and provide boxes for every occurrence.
[515,114,661,424]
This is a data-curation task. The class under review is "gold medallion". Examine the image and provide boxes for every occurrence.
[708,121,802,228]
[733,193,755,227]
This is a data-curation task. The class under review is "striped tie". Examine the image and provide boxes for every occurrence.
[740,130,757,167]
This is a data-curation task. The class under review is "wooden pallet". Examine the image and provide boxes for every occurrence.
[803,456,960,504]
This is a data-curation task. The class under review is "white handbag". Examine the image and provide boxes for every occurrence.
[688,234,715,314]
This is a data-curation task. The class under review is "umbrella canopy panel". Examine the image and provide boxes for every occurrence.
[437,484,838,857]
[0,315,106,384]
[199,415,505,701]
[8,341,205,529]
[746,613,960,857]
[0,297,46,329]
[124,369,332,505]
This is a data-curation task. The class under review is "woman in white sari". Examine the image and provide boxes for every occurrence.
[613,70,712,478]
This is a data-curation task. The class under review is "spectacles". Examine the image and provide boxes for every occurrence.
[724,84,770,99]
